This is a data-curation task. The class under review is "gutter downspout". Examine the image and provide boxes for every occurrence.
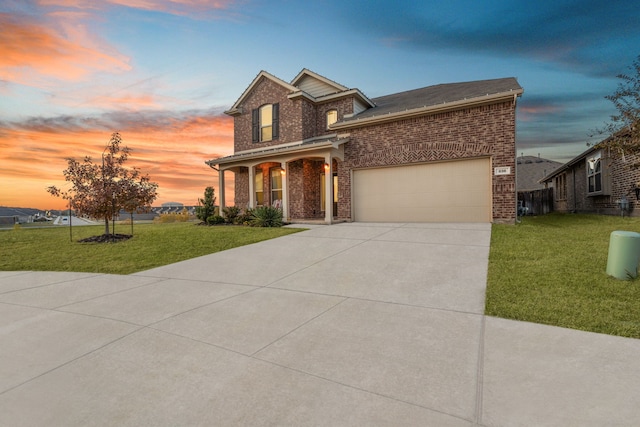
[573,168,577,213]
[514,92,520,223]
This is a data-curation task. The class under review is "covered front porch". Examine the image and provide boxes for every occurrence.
[209,136,347,224]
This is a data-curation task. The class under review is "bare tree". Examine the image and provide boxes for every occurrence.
[48,132,158,237]
[593,55,640,163]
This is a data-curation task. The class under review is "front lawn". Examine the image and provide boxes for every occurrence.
[0,222,303,275]
[486,213,640,339]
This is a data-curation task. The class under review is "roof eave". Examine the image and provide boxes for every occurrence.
[317,89,375,107]
[287,88,375,108]
[330,89,523,131]
[207,136,350,167]
[539,146,598,182]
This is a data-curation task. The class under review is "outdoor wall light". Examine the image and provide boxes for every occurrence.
[324,163,330,171]
[280,168,286,175]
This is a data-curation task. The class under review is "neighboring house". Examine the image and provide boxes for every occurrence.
[0,207,42,225]
[207,69,523,224]
[516,155,563,216]
[541,133,640,216]
[517,155,562,191]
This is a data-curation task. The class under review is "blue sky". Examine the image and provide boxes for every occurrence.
[1,0,638,208]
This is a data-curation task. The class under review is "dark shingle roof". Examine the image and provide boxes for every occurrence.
[516,156,563,191]
[0,207,42,217]
[342,77,522,122]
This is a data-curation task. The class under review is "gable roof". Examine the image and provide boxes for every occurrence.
[539,126,637,183]
[224,69,375,116]
[290,68,349,96]
[332,77,523,129]
[224,70,297,116]
[540,146,597,184]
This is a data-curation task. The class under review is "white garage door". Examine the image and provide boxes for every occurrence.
[353,158,492,222]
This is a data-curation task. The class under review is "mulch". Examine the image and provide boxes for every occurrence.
[78,234,132,243]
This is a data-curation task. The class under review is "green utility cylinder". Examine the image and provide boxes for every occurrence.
[606,230,640,280]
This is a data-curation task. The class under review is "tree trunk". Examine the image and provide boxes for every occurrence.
[104,217,109,235]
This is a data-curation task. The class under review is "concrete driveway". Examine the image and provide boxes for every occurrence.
[1,222,639,426]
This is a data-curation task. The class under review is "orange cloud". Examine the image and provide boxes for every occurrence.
[38,0,238,17]
[518,104,562,122]
[0,111,235,210]
[0,13,130,87]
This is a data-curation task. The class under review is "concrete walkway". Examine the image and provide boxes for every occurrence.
[1,223,639,426]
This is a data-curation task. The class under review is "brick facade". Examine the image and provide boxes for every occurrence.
[340,102,517,222]
[287,159,325,219]
[219,70,521,223]
[551,149,640,216]
[233,78,304,151]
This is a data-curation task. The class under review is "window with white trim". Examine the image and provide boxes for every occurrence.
[587,152,602,194]
[555,173,567,200]
[326,109,337,129]
[270,168,282,206]
[255,170,264,205]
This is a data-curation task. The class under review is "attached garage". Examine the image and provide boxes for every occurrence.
[352,157,492,222]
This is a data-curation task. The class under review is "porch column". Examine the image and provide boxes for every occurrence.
[281,162,289,222]
[324,155,333,224]
[218,169,226,216]
[248,166,255,208]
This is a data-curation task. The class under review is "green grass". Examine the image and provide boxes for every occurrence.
[0,222,303,275]
[486,213,640,339]
[5,215,640,339]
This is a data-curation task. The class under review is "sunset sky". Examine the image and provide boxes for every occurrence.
[1,0,639,210]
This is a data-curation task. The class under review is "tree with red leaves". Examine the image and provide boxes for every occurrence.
[48,132,158,238]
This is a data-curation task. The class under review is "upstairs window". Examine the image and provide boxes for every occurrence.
[252,103,279,143]
[587,152,602,194]
[326,109,338,129]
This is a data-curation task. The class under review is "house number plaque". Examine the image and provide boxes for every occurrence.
[494,166,511,175]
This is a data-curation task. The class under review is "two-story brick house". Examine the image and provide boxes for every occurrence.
[207,69,523,223]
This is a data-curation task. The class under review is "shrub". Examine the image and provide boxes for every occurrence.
[196,187,216,222]
[154,212,191,223]
[236,208,254,226]
[222,206,242,224]
[249,206,283,227]
[206,215,225,225]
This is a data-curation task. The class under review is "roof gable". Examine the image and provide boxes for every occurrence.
[290,68,349,97]
[225,70,297,116]
[226,69,375,116]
